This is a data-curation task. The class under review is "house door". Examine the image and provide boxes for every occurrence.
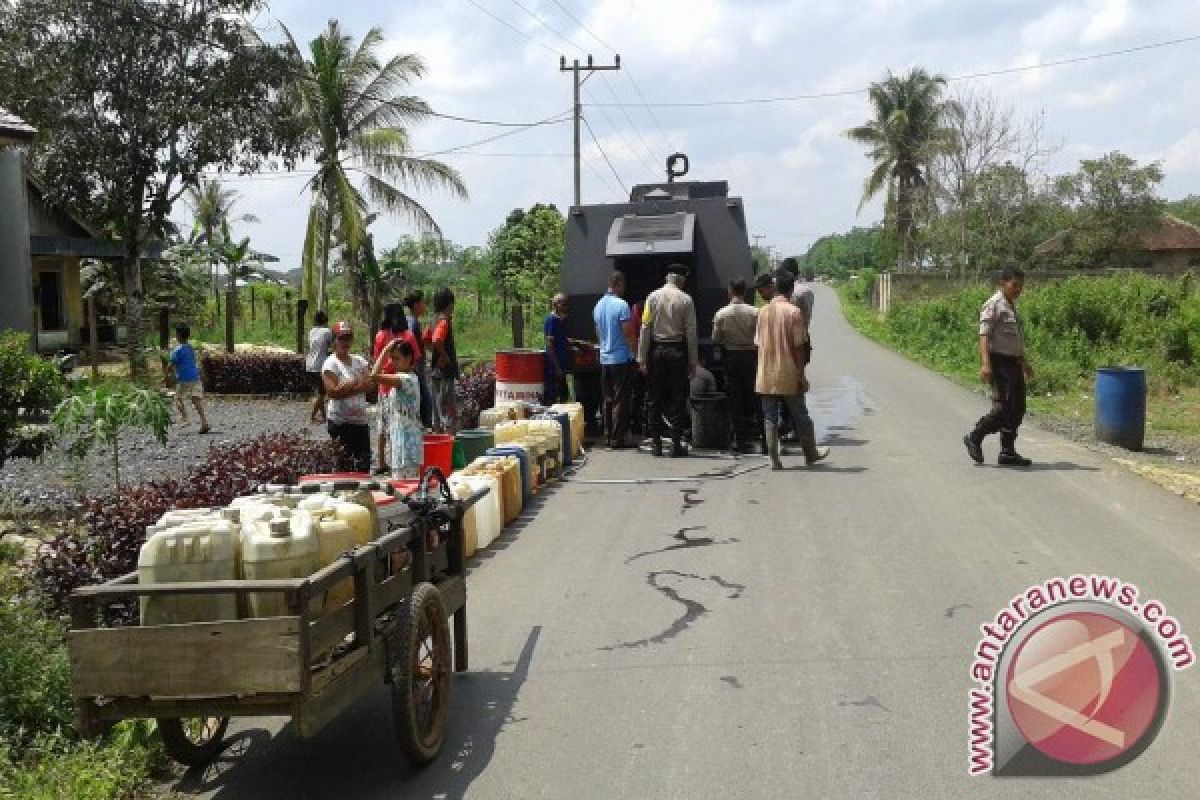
[37,270,64,330]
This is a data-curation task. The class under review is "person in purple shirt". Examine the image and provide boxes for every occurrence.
[543,293,571,405]
[592,271,638,448]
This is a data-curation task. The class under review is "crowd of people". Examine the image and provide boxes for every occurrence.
[167,263,1034,475]
[585,258,830,470]
[304,287,461,476]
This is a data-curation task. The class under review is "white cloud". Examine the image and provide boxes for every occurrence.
[204,0,1200,266]
[1163,130,1200,173]
[1081,0,1130,44]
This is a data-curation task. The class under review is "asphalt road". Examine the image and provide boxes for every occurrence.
[180,285,1200,799]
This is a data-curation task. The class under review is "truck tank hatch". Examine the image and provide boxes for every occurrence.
[606,212,695,256]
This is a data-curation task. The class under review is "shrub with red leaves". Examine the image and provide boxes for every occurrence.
[32,432,342,616]
[455,361,496,430]
[200,351,311,394]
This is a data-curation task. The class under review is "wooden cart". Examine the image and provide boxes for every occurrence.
[66,479,483,767]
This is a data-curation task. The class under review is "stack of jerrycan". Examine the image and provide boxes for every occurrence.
[478,402,521,430]
[494,420,546,488]
[240,508,322,617]
[295,493,376,608]
[551,402,585,459]
[448,472,501,550]
[485,444,532,503]
[526,418,563,480]
[138,510,238,625]
[462,456,522,525]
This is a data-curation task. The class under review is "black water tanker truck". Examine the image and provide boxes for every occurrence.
[560,156,756,434]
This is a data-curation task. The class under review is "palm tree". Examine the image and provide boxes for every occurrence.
[845,68,958,270]
[282,19,468,311]
[184,178,259,306]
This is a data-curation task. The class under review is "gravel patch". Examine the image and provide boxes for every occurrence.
[0,396,357,516]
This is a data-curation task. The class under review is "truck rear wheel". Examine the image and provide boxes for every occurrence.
[391,582,452,764]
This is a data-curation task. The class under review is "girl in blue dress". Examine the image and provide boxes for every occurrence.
[371,339,423,477]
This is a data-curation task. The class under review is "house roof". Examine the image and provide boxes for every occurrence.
[1034,214,1200,256]
[1138,214,1200,251]
[0,106,36,141]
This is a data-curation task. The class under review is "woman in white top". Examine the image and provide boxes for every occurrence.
[321,321,374,473]
[306,310,333,423]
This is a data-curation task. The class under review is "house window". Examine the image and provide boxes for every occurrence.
[36,269,64,330]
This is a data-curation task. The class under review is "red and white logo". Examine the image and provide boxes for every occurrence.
[1005,611,1163,767]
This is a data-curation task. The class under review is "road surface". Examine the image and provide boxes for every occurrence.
[179,285,1200,799]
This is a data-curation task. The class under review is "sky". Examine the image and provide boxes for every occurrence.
[184,0,1200,269]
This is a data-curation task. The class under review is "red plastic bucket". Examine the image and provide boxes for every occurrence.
[422,434,454,479]
[495,349,545,404]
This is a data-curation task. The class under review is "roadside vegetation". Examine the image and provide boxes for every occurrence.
[838,274,1200,440]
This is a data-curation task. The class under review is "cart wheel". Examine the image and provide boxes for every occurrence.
[157,716,230,767]
[391,582,452,765]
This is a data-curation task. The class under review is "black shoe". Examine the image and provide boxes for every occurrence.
[998,451,1032,467]
[963,434,983,464]
[670,441,688,458]
[651,438,663,457]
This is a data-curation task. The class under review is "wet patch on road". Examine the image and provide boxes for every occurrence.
[838,695,889,712]
[944,603,971,619]
[808,376,876,444]
[624,526,740,564]
[600,571,746,651]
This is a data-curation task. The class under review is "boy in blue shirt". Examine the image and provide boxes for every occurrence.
[166,323,211,433]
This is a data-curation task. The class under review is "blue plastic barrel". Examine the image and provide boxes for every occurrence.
[486,446,532,504]
[1094,367,1146,451]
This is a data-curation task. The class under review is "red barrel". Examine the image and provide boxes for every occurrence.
[495,349,545,404]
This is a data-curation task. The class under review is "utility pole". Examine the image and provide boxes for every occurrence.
[560,54,621,207]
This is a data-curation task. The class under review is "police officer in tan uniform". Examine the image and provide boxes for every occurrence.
[964,268,1034,467]
[639,265,698,457]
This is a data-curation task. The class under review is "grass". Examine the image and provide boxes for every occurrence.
[0,547,163,799]
[1027,386,1200,439]
[836,278,1200,446]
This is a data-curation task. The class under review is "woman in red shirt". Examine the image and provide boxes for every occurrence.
[372,303,422,474]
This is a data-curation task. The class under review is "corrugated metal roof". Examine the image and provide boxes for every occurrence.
[0,106,36,138]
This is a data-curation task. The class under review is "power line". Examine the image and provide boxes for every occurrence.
[547,0,675,153]
[506,0,659,175]
[582,114,627,196]
[585,32,1200,107]
[464,0,559,55]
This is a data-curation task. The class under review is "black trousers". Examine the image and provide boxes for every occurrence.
[972,353,1026,450]
[543,374,570,406]
[601,361,636,444]
[328,421,372,472]
[723,349,759,447]
[647,343,689,442]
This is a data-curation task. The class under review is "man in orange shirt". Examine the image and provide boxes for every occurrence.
[754,269,830,471]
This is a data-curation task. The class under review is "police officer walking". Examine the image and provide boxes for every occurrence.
[963,267,1034,467]
[712,278,760,453]
[638,265,698,457]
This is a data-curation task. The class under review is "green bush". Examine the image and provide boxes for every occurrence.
[0,569,73,749]
[0,726,157,800]
[841,274,1200,395]
[0,333,66,467]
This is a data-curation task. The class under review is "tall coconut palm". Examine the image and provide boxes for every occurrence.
[184,178,259,303]
[283,19,468,311]
[845,68,958,270]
